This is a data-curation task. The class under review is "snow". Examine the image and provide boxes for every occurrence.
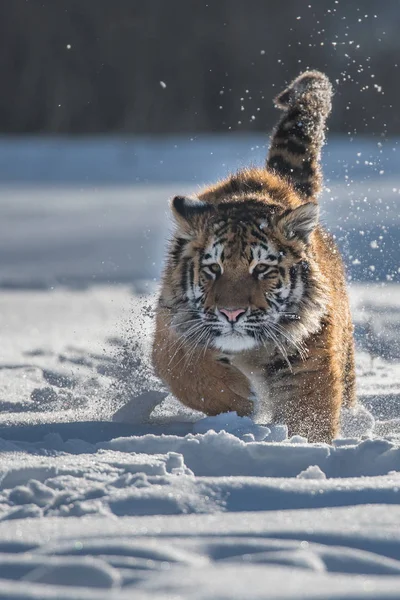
[0,136,399,287]
[0,136,399,597]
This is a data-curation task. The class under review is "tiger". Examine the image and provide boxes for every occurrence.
[152,70,356,443]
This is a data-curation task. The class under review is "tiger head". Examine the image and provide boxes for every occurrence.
[166,194,328,354]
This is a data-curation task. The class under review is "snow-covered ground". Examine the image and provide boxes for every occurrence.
[0,137,399,598]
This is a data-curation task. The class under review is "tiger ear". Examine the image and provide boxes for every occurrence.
[171,196,211,234]
[275,202,319,243]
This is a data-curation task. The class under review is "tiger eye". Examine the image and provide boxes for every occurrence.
[254,263,268,274]
[208,263,221,274]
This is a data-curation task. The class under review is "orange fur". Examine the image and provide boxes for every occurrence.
[152,71,355,443]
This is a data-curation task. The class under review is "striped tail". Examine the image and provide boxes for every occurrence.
[266,70,332,199]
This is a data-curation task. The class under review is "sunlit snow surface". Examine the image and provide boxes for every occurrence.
[0,137,400,598]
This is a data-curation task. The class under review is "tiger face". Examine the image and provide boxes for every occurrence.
[168,196,322,354]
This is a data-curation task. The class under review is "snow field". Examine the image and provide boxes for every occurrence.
[0,136,399,597]
[0,284,398,597]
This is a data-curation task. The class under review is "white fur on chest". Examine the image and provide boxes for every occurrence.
[230,352,275,423]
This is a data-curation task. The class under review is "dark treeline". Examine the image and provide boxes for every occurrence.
[0,0,399,135]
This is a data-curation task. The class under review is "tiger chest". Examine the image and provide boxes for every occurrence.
[230,352,278,422]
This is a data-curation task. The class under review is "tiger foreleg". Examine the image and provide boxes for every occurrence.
[152,318,256,417]
[269,352,342,444]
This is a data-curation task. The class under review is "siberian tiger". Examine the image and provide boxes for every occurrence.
[152,71,356,443]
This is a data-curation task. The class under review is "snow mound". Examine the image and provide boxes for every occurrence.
[0,411,400,527]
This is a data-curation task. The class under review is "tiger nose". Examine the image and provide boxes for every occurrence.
[219,308,247,322]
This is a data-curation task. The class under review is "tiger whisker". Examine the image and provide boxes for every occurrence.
[167,322,205,366]
[261,324,293,372]
[269,321,308,360]
[169,318,201,330]
[183,327,211,369]
[175,325,210,369]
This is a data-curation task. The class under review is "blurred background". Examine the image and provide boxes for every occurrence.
[2,0,399,135]
[0,0,399,287]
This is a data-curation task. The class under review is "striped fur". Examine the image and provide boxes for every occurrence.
[152,71,355,443]
[267,71,332,198]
